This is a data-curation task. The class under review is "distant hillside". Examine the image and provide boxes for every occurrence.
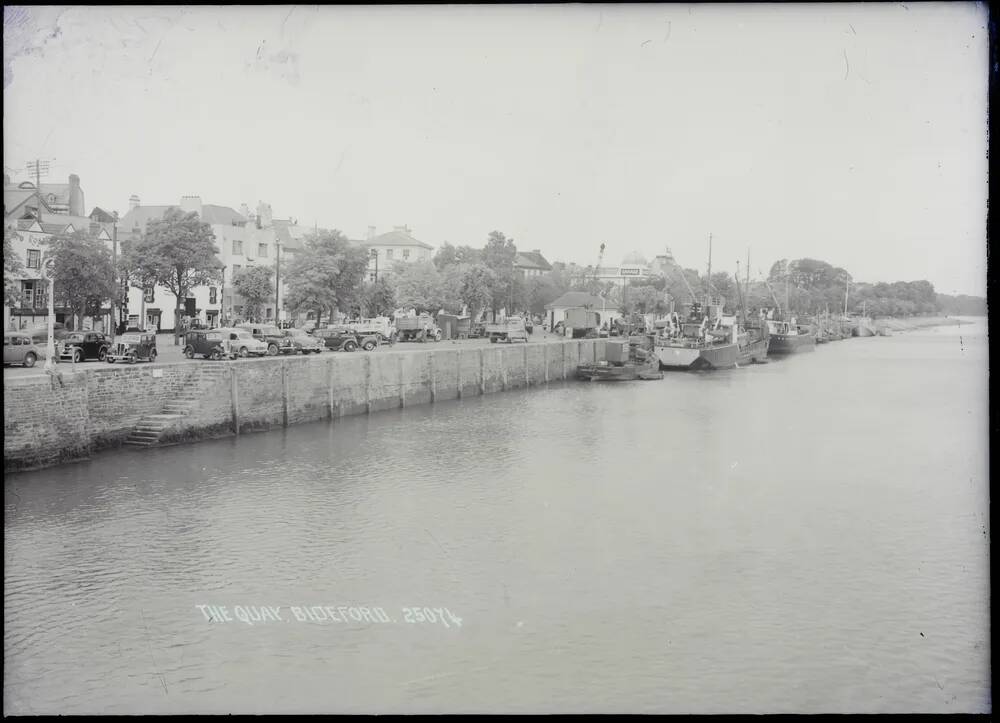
[936,293,987,316]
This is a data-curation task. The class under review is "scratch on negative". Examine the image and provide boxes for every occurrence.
[148,38,162,67]
[843,49,850,80]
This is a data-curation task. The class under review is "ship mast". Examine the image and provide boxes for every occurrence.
[705,233,712,312]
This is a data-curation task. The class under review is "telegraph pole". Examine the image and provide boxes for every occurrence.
[275,240,281,324]
[26,159,50,194]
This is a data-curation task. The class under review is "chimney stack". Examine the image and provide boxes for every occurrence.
[129,194,141,211]
[68,174,84,216]
[180,195,203,217]
[367,225,376,241]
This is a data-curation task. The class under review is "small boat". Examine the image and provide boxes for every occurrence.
[577,338,663,381]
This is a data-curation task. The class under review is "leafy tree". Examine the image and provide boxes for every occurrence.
[433,243,459,270]
[4,226,25,308]
[459,264,496,320]
[439,263,471,314]
[232,265,274,322]
[363,277,397,317]
[122,208,223,344]
[45,229,117,331]
[284,230,369,326]
[391,260,444,313]
[482,230,518,313]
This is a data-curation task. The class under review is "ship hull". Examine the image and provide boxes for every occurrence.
[656,343,740,370]
[577,362,661,381]
[768,332,816,354]
[738,335,770,364]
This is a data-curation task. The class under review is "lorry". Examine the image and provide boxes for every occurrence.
[485,316,529,343]
[395,314,442,342]
[563,308,601,339]
[346,316,397,343]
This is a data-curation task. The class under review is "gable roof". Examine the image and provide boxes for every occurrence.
[271,219,320,252]
[515,250,552,271]
[16,219,43,232]
[119,203,248,232]
[4,187,54,219]
[545,291,620,310]
[40,222,76,235]
[89,207,117,223]
[37,183,71,208]
[365,228,434,250]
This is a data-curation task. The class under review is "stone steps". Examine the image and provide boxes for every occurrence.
[124,367,228,447]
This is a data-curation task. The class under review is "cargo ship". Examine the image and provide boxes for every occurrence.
[765,317,816,354]
[654,309,769,370]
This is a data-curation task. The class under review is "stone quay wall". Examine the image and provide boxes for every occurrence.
[4,338,607,473]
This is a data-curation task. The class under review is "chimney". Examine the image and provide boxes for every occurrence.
[239,203,251,219]
[256,201,272,228]
[393,225,411,234]
[129,194,141,211]
[180,195,203,217]
[69,174,84,216]
[367,225,376,241]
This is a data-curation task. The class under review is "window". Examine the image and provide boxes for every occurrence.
[266,307,273,319]
[258,243,268,257]
[386,249,394,260]
[232,240,244,255]
[209,287,218,304]
[26,249,40,269]
[143,287,154,303]
[231,264,242,278]
[402,249,410,260]
[22,281,34,308]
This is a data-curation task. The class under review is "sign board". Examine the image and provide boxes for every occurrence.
[620,267,642,276]
[40,257,55,281]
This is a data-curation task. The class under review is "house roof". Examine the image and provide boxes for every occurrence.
[365,228,434,250]
[515,250,552,271]
[271,219,319,252]
[119,203,248,232]
[89,207,117,223]
[4,187,54,219]
[40,222,76,235]
[37,183,71,208]
[545,291,620,310]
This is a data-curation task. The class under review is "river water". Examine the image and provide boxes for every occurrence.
[4,319,990,714]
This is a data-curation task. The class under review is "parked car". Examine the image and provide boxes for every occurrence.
[238,323,296,356]
[106,332,157,364]
[59,331,112,362]
[28,323,70,345]
[282,327,325,354]
[3,331,47,368]
[184,330,229,360]
[312,326,379,352]
[218,327,269,357]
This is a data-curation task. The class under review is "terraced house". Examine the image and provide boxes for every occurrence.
[4,173,116,332]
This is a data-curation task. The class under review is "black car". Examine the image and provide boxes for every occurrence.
[58,331,111,362]
[238,324,296,356]
[312,326,380,352]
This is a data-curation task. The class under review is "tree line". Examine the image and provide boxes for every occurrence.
[5,213,984,343]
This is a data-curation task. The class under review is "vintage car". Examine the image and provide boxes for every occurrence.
[238,323,296,356]
[204,327,269,358]
[59,331,112,362]
[28,322,70,345]
[3,332,47,368]
[184,330,229,360]
[106,332,157,364]
[312,326,379,352]
[282,327,325,354]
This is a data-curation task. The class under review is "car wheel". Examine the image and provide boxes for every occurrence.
[98,347,108,361]
[344,340,357,352]
[239,347,249,358]
[210,350,222,361]
[107,358,115,364]
[184,346,195,359]
[267,343,279,356]
[23,352,36,368]
[74,349,83,363]
[363,340,376,351]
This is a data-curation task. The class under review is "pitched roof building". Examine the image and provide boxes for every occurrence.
[514,249,552,277]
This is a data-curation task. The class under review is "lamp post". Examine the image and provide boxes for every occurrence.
[42,257,55,371]
[111,210,119,333]
[220,265,227,326]
[371,248,379,283]
[275,240,281,324]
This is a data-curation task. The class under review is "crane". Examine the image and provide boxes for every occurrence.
[593,242,606,289]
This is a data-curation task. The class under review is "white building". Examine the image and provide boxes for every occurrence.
[361,225,434,281]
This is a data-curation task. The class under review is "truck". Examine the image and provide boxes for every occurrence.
[485,316,528,343]
[346,316,397,343]
[395,314,442,342]
[563,308,601,339]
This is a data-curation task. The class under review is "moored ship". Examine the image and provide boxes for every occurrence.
[765,316,816,354]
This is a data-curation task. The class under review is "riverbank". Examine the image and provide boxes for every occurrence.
[873,315,971,332]
[3,338,606,473]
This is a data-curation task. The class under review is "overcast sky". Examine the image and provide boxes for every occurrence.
[3,4,989,296]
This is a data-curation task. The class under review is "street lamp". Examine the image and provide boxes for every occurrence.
[370,248,379,283]
[41,256,56,371]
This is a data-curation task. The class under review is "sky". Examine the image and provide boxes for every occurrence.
[3,3,989,297]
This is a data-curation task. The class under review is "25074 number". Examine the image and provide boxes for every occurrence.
[402,607,462,628]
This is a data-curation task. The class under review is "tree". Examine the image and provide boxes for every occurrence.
[122,208,223,344]
[4,226,25,309]
[482,230,518,313]
[459,264,496,320]
[363,277,397,317]
[45,230,117,331]
[391,260,444,313]
[433,243,459,270]
[284,230,369,326]
[232,265,274,322]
